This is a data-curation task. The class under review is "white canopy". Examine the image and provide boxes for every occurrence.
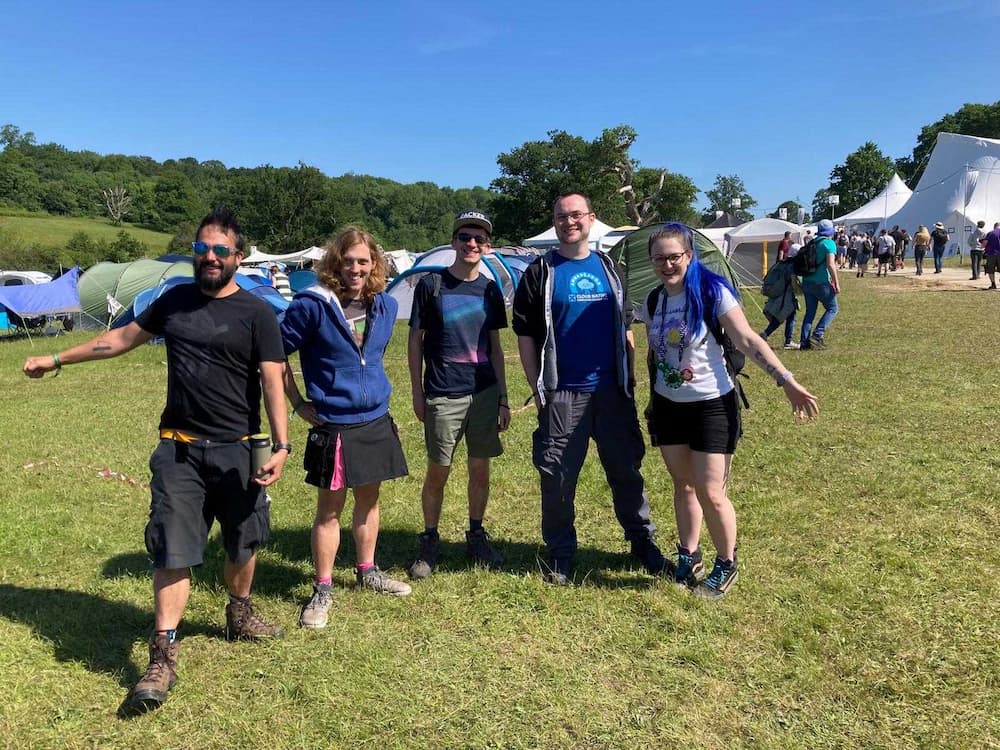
[834,173,913,229]
[724,218,805,286]
[523,217,617,251]
[882,132,1000,255]
[241,246,327,265]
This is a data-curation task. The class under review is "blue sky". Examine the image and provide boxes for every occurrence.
[2,0,998,218]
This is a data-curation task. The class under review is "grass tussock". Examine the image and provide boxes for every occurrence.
[0,272,998,749]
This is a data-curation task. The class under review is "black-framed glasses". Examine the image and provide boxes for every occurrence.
[555,210,592,222]
[456,232,489,245]
[651,252,687,267]
[192,241,236,258]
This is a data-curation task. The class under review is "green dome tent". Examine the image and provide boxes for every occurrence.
[605,223,740,311]
[78,259,193,326]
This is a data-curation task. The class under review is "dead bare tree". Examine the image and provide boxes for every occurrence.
[599,127,667,226]
[102,185,132,226]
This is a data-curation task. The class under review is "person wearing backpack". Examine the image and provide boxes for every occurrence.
[798,219,840,349]
[759,252,800,349]
[912,225,930,275]
[639,223,818,599]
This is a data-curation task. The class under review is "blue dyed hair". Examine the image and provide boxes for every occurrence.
[648,222,739,338]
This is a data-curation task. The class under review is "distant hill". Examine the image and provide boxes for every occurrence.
[0,211,172,250]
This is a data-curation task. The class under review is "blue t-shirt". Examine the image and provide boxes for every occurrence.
[409,269,507,396]
[551,253,616,391]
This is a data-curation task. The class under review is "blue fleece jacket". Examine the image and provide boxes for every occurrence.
[280,285,397,425]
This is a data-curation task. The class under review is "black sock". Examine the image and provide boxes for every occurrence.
[424,526,439,538]
[469,518,483,533]
[228,593,251,605]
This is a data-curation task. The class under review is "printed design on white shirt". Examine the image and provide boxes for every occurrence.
[652,296,693,388]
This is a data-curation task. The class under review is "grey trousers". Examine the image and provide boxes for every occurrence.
[531,388,655,560]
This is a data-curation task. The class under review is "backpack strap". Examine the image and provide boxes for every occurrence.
[645,285,663,390]
[704,302,750,410]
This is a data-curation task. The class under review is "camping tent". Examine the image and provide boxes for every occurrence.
[78,259,193,326]
[605,224,740,314]
[705,211,743,228]
[0,267,82,330]
[833,173,913,235]
[723,218,805,286]
[881,132,1000,255]
[386,246,516,321]
[523,217,617,252]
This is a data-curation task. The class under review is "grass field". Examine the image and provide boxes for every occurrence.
[0,211,173,251]
[1,273,998,749]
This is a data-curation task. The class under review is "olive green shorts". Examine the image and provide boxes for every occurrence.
[423,384,503,465]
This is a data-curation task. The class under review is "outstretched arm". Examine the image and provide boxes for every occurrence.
[23,322,153,378]
[720,306,819,421]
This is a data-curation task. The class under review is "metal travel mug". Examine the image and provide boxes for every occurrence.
[250,434,271,477]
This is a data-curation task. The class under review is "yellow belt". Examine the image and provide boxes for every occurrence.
[159,429,250,444]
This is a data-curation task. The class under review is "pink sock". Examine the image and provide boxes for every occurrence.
[355,562,374,573]
[314,576,332,586]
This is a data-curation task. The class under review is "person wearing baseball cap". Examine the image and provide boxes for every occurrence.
[798,218,840,350]
[407,210,510,579]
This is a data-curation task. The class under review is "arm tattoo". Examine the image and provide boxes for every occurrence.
[92,345,112,352]
[752,349,779,379]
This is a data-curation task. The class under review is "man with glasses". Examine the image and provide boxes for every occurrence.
[24,208,290,713]
[512,193,668,585]
[407,210,509,579]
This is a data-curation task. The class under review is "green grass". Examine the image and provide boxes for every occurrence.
[0,211,173,251]
[1,274,998,748]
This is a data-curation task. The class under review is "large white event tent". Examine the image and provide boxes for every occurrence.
[523,217,617,252]
[882,132,1000,254]
[241,246,327,266]
[723,218,804,286]
[835,173,913,233]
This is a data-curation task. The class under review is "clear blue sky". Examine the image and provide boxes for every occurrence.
[2,0,998,218]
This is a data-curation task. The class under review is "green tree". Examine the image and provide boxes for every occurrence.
[702,174,756,224]
[108,230,148,262]
[898,101,1000,185]
[825,142,895,214]
[153,169,202,232]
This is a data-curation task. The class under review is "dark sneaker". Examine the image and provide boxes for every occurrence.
[466,528,503,569]
[357,566,412,596]
[299,585,333,629]
[128,634,178,712]
[631,537,673,577]
[407,532,442,580]
[692,558,739,600]
[799,342,813,350]
[225,596,284,641]
[810,335,826,349]
[672,545,706,588]
[542,557,574,586]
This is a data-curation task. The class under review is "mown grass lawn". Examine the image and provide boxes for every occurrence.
[0,211,173,252]
[0,273,997,749]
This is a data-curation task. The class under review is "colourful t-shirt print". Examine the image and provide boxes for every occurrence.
[551,253,616,391]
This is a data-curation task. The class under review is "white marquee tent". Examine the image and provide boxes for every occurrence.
[724,218,804,285]
[882,132,1000,255]
[835,173,913,232]
[523,217,617,252]
[241,246,327,266]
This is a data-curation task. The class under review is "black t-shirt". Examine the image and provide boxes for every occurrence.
[136,285,285,441]
[409,269,507,396]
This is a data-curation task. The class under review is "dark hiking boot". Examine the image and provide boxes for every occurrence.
[631,537,674,577]
[225,596,284,641]
[542,557,574,586]
[466,528,503,569]
[672,545,707,588]
[407,532,441,580]
[810,335,827,350]
[128,634,179,712]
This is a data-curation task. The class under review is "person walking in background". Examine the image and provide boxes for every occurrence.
[25,208,291,713]
[512,192,670,585]
[640,223,818,598]
[983,222,1000,290]
[269,264,293,301]
[406,210,509,580]
[281,227,411,630]
[931,222,949,274]
[898,227,911,269]
[776,231,791,262]
[912,225,930,276]
[875,229,895,277]
[760,250,800,350]
[969,220,987,280]
[856,233,872,277]
[799,219,840,349]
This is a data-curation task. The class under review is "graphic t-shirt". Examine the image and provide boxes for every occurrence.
[551,252,616,391]
[136,285,285,441]
[342,298,367,346]
[639,284,738,403]
[409,270,507,396]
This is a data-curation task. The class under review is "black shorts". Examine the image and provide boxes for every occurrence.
[646,389,741,454]
[145,439,270,569]
[986,256,1000,274]
[303,413,408,490]
[878,252,892,263]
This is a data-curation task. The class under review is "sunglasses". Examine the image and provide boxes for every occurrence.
[456,232,489,245]
[192,241,237,258]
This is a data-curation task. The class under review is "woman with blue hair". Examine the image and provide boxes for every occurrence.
[639,223,818,599]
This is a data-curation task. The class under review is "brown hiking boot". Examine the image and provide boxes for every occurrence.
[225,596,284,641]
[128,633,179,712]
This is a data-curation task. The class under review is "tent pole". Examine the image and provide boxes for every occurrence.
[762,241,768,275]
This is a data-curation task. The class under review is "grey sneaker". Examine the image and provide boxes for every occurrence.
[466,528,503,569]
[542,557,574,586]
[357,566,412,596]
[407,532,441,580]
[810,334,827,350]
[299,585,333,629]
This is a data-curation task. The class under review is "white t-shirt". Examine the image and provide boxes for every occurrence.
[639,284,739,403]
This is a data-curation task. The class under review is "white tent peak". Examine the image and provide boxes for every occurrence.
[834,173,912,230]
[523,217,617,251]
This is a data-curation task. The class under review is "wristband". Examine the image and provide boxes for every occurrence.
[271,442,292,454]
[52,353,62,377]
[775,371,794,387]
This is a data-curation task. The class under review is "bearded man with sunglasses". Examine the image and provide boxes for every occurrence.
[512,192,668,585]
[406,210,509,579]
[24,208,290,714]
